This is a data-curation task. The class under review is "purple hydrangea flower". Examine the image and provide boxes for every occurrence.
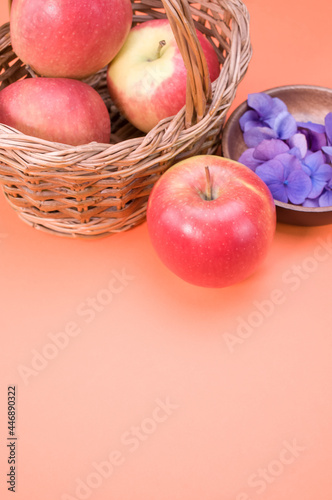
[325,112,332,144]
[240,93,297,148]
[287,133,307,159]
[239,93,287,130]
[254,138,290,160]
[269,111,298,140]
[238,138,289,172]
[297,121,327,152]
[255,152,312,204]
[319,178,332,207]
[301,150,332,199]
[322,146,332,160]
[303,197,320,207]
[243,127,277,148]
[237,148,262,171]
[322,112,332,160]
[237,93,332,207]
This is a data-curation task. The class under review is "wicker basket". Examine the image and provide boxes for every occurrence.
[0,0,251,238]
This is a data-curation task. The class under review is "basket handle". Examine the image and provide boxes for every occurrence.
[161,0,213,129]
[8,0,12,14]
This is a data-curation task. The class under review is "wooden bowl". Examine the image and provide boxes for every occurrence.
[222,84,332,226]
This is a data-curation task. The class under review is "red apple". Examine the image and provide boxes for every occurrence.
[146,155,276,288]
[0,78,111,145]
[107,19,220,133]
[10,0,133,79]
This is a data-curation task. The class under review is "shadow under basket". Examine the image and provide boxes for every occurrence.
[0,0,251,238]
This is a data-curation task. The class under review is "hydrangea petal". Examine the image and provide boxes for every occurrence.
[288,133,307,158]
[303,197,320,207]
[309,132,327,152]
[289,147,303,160]
[297,121,325,134]
[286,169,312,204]
[296,151,331,199]
[238,148,262,171]
[274,153,303,178]
[313,163,332,181]
[247,93,274,118]
[239,110,260,132]
[303,150,326,170]
[325,112,332,145]
[270,97,288,116]
[319,189,332,207]
[243,126,277,148]
[308,180,328,199]
[322,146,332,160]
[273,111,297,140]
[302,160,332,198]
[297,121,327,151]
[268,183,289,203]
[301,156,332,192]
[255,160,289,203]
[256,159,284,182]
[253,138,289,161]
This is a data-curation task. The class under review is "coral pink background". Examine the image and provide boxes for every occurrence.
[1,1,332,499]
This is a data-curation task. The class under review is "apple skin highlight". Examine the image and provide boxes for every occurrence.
[0,78,111,145]
[10,0,133,79]
[107,19,220,133]
[147,155,276,288]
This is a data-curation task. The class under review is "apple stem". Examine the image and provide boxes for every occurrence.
[205,166,213,201]
[26,65,38,78]
[157,40,166,58]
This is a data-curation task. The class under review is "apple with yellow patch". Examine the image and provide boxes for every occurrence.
[107,19,220,133]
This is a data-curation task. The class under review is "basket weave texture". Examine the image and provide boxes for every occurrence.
[0,0,251,238]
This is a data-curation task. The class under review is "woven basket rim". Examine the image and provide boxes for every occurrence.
[1,0,252,155]
[0,0,252,237]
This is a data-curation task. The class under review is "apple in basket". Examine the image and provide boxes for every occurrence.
[146,155,276,288]
[10,0,133,79]
[0,78,111,145]
[107,19,220,133]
